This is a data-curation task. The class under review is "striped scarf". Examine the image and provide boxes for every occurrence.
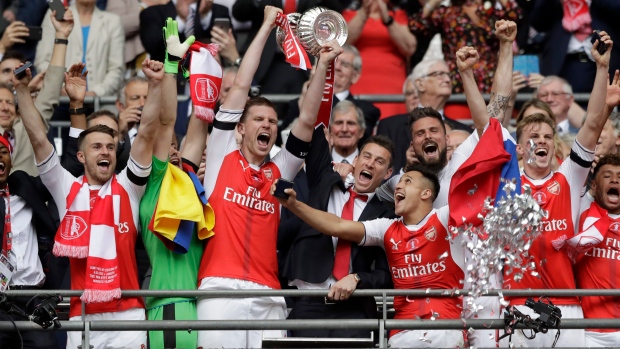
[54,175,122,303]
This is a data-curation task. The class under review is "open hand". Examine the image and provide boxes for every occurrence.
[64,63,88,103]
[606,70,620,109]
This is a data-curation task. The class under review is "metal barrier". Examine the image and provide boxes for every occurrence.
[1,288,618,349]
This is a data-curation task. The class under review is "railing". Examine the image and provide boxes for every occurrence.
[1,288,618,349]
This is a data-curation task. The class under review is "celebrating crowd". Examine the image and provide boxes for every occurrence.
[0,1,620,349]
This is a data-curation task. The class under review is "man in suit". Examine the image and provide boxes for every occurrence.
[376,73,420,173]
[0,134,60,349]
[280,125,394,339]
[282,45,381,142]
[140,0,231,63]
[232,0,343,116]
[536,75,580,136]
[329,100,366,164]
[530,0,620,93]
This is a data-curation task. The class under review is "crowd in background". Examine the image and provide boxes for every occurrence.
[0,0,620,349]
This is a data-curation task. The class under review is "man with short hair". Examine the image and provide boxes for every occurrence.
[446,129,471,160]
[274,164,466,348]
[195,6,343,348]
[280,129,394,340]
[574,153,620,347]
[536,75,581,136]
[117,76,149,146]
[14,58,164,349]
[500,31,615,348]
[329,100,366,164]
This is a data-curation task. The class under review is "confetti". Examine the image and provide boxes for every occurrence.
[438,251,449,260]
[526,139,537,165]
[430,310,440,321]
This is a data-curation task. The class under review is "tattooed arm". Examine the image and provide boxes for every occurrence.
[485,20,516,123]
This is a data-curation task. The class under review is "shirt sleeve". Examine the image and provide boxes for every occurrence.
[204,108,243,200]
[559,139,595,230]
[117,155,152,204]
[360,218,398,247]
[36,149,77,220]
[375,175,400,203]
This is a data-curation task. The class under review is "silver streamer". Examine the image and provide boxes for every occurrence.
[526,139,537,165]
[449,182,545,316]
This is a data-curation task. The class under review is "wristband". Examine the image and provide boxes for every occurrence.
[69,107,86,115]
[382,15,394,27]
[54,38,68,45]
[164,59,180,74]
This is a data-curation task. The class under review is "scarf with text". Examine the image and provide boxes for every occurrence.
[562,0,592,41]
[187,42,221,123]
[275,13,311,70]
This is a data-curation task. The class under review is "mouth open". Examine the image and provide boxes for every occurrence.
[357,170,373,185]
[394,192,405,206]
[608,187,619,204]
[97,159,110,172]
[257,133,271,148]
[534,148,548,160]
[0,162,5,176]
[170,156,181,167]
[423,142,439,158]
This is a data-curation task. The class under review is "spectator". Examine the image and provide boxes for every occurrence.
[576,152,620,347]
[0,50,25,85]
[344,0,416,118]
[281,131,394,341]
[106,0,145,75]
[329,100,366,164]
[529,0,620,93]
[15,57,164,349]
[14,0,48,63]
[275,164,466,348]
[536,75,583,136]
[116,76,148,147]
[35,0,125,97]
[375,73,420,173]
[500,31,614,349]
[446,129,470,160]
[595,112,620,159]
[410,0,519,94]
[140,0,231,63]
[410,59,471,131]
[0,21,29,61]
[0,138,59,349]
[232,0,342,114]
[194,6,342,348]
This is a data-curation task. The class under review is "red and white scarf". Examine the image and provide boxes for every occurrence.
[275,13,311,70]
[188,42,222,123]
[562,201,608,261]
[54,176,122,303]
[562,0,592,41]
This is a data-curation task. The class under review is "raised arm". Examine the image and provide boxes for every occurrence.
[486,20,517,124]
[11,66,54,162]
[456,46,487,136]
[222,6,280,111]
[376,0,416,57]
[576,31,614,151]
[272,180,366,244]
[289,41,343,142]
[129,59,164,167]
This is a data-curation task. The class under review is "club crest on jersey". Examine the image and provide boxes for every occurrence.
[424,227,437,241]
[406,238,419,251]
[611,222,620,233]
[533,191,547,205]
[263,168,273,181]
[60,215,87,240]
[547,181,560,195]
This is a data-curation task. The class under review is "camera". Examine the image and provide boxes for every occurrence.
[525,297,562,330]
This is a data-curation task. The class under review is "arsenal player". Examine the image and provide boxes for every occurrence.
[273,164,466,348]
[501,31,615,348]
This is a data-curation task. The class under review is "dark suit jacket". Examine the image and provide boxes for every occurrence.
[282,92,381,142]
[280,126,394,319]
[530,0,620,86]
[376,113,410,174]
[443,113,472,132]
[140,1,231,63]
[232,0,343,86]
[0,171,66,290]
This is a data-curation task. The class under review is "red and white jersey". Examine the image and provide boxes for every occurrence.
[576,194,620,331]
[37,150,149,317]
[362,207,464,336]
[199,109,304,289]
[504,140,593,306]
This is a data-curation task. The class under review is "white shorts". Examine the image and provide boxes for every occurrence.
[499,304,584,348]
[388,329,466,348]
[585,330,620,347]
[466,295,501,348]
[196,277,287,349]
[66,308,146,349]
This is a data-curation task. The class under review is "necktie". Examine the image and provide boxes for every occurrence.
[333,189,367,280]
[185,7,195,38]
[283,0,296,14]
[0,187,11,257]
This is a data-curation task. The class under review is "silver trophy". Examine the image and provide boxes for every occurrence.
[276,7,348,57]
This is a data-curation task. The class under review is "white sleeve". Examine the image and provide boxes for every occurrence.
[360,218,398,247]
[204,109,243,200]
[559,139,595,230]
[36,149,77,220]
[437,206,450,227]
[272,147,304,181]
[375,175,400,203]
[117,156,151,202]
[444,131,480,179]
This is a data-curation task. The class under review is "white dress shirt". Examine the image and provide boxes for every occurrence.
[7,195,45,287]
[331,148,358,164]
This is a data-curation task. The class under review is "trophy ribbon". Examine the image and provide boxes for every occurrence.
[316,61,335,128]
[275,13,311,70]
